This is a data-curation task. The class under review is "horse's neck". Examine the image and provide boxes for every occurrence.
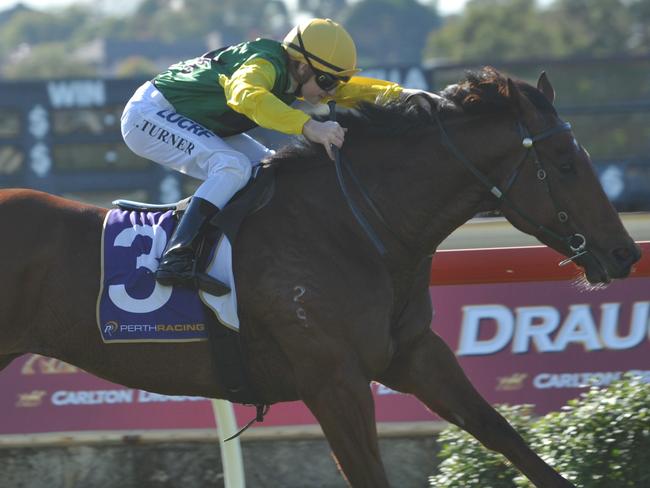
[270,112,515,277]
[420,113,519,251]
[340,136,441,258]
[340,114,515,258]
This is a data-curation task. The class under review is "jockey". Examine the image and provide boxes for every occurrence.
[121,18,407,293]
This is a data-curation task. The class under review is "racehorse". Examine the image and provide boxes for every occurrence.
[0,67,641,487]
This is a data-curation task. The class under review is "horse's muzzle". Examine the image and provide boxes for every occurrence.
[580,242,642,284]
[609,243,642,278]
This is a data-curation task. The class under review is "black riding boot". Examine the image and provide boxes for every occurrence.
[155,196,231,296]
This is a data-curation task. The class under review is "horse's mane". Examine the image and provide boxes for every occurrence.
[273,98,433,165]
[273,66,555,164]
[440,66,556,116]
[274,98,431,164]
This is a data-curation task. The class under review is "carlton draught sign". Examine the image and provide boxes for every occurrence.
[457,302,649,356]
[430,275,650,414]
[1,245,648,435]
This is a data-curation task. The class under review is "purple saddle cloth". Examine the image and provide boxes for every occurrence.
[96,209,209,343]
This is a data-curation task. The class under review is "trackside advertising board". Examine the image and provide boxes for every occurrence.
[1,243,648,435]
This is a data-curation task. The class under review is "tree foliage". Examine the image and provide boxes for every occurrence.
[114,56,159,78]
[522,376,650,487]
[1,0,650,79]
[429,0,569,61]
[549,0,636,57]
[343,0,441,65]
[124,0,291,42]
[0,7,96,58]
[3,42,97,79]
[298,0,347,20]
[0,0,293,78]
[430,404,533,487]
[429,377,650,488]
[426,0,650,62]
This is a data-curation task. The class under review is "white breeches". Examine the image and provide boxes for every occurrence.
[120,81,274,208]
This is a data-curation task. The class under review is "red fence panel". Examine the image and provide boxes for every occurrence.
[1,242,648,436]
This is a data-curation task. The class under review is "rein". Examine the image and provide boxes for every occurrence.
[328,101,413,257]
[328,99,588,267]
[432,110,588,265]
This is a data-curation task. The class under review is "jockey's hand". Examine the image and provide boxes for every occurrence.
[302,119,346,161]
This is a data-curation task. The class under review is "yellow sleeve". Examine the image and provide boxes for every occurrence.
[219,58,310,135]
[332,76,404,108]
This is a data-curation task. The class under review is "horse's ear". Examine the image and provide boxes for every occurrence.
[507,78,537,118]
[536,71,555,104]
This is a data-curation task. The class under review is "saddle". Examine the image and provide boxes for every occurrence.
[112,163,275,410]
[115,163,275,242]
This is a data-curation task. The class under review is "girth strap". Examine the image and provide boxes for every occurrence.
[204,318,261,405]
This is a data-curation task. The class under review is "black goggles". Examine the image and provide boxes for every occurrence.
[313,69,348,91]
[289,29,350,92]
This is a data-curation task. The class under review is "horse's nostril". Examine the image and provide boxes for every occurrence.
[611,246,641,266]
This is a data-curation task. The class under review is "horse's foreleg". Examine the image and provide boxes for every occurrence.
[299,365,389,488]
[379,331,574,488]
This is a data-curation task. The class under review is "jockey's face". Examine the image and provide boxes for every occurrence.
[301,75,336,104]
[296,62,336,104]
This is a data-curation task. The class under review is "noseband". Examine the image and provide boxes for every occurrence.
[433,111,587,266]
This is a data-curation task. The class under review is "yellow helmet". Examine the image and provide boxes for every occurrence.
[283,18,361,78]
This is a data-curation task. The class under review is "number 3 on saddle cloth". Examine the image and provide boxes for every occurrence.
[96,164,275,405]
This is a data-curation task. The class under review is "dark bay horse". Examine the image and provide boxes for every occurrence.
[0,68,641,487]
